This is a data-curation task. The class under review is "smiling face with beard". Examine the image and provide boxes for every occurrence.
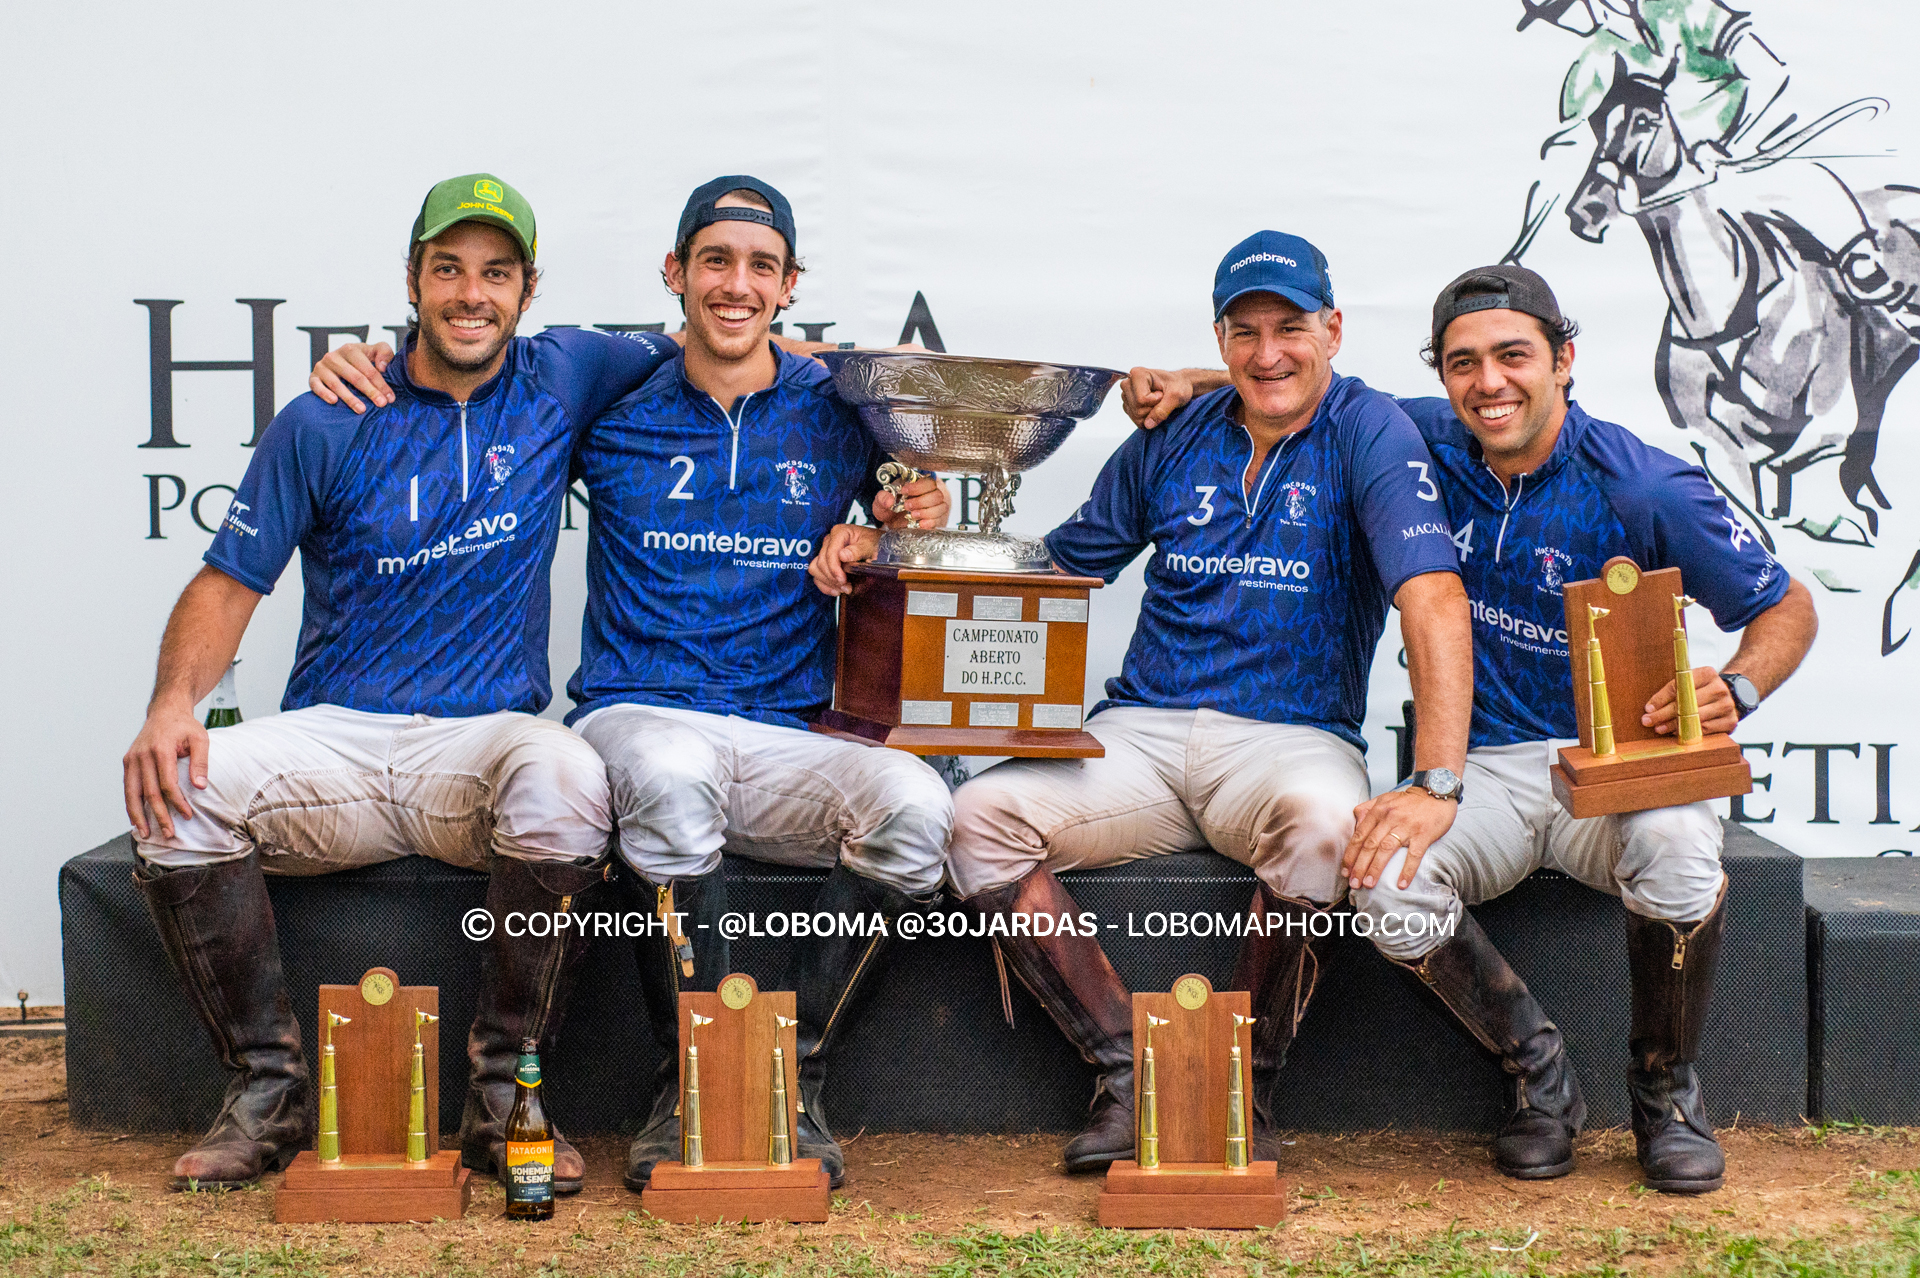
[405,221,536,397]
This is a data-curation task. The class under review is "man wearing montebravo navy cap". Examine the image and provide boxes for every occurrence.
[565,177,951,1193]
[931,231,1473,1173]
[122,174,683,1195]
[1123,263,1818,1193]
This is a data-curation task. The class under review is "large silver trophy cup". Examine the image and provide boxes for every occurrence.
[817,351,1125,572]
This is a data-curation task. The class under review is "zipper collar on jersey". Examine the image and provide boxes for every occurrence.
[1210,375,1333,521]
[674,341,803,492]
[1461,400,1587,562]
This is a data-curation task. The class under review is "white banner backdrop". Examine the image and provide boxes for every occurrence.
[5,2,1917,1001]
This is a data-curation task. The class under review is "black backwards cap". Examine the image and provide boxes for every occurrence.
[1430,263,1565,356]
[676,175,796,256]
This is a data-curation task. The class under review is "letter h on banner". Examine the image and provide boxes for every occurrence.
[134,299,285,448]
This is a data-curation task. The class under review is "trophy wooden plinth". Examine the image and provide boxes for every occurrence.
[1099,1161,1286,1228]
[1096,975,1288,1230]
[811,561,1105,758]
[276,1151,470,1224]
[638,975,830,1224]
[1553,558,1752,818]
[274,968,470,1224]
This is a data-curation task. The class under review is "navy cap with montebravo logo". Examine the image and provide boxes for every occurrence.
[1212,230,1335,320]
[676,175,797,255]
[411,173,537,262]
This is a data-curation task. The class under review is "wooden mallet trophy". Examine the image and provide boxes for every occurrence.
[639,973,831,1223]
[275,966,471,1223]
[1551,557,1752,817]
[1097,974,1288,1228]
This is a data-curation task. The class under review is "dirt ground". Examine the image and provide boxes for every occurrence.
[4,1033,1917,1276]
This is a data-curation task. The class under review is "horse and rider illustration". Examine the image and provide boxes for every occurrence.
[1509,0,1920,653]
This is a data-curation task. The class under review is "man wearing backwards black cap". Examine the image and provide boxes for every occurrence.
[564,176,950,1193]
[122,174,683,1194]
[890,230,1472,1173]
[1126,264,1817,1193]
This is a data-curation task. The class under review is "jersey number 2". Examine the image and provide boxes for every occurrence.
[668,455,696,500]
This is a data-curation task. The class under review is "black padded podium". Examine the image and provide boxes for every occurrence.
[62,822,1805,1137]
[1805,857,1920,1123]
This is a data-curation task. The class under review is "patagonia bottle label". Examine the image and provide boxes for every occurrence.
[506,1140,555,1203]
[514,1053,541,1087]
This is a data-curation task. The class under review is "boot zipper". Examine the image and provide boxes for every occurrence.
[804,934,886,1061]
[659,884,685,1118]
[1672,930,1688,970]
[659,884,694,978]
[527,885,574,1044]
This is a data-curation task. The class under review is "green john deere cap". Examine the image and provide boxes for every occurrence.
[410,173,537,261]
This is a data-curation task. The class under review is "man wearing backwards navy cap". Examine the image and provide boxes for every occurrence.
[565,176,950,1193]
[121,174,683,1194]
[1123,264,1817,1193]
[897,230,1472,1173]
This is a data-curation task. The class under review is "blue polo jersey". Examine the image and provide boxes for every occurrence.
[565,345,887,730]
[1046,374,1461,750]
[1397,397,1789,748]
[203,328,678,716]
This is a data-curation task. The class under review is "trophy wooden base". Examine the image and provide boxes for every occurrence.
[1552,733,1751,818]
[811,707,1103,757]
[819,562,1106,759]
[1097,1160,1288,1229]
[639,1159,831,1223]
[274,1150,470,1223]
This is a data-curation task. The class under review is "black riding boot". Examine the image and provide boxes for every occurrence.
[622,864,730,1190]
[1398,909,1587,1178]
[1627,880,1729,1194]
[1229,885,1328,1161]
[134,852,313,1190]
[789,863,931,1189]
[459,854,604,1193]
[966,867,1135,1174]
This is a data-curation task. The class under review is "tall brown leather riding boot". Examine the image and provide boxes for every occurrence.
[966,866,1135,1174]
[1229,884,1328,1159]
[458,854,604,1194]
[1627,879,1729,1194]
[1397,909,1587,1178]
[134,851,313,1190]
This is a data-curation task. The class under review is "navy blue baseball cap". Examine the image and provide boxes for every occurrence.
[1212,230,1335,320]
[676,175,796,255]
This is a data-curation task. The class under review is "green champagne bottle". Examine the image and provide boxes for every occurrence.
[503,1038,554,1220]
[204,659,242,730]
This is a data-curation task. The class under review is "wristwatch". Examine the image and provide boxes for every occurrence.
[1722,671,1761,721]
[1406,768,1464,803]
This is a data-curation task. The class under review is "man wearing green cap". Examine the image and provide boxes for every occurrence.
[122,173,684,1195]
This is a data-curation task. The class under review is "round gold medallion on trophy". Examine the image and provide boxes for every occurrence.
[1174,975,1210,1010]
[720,975,756,1010]
[359,969,395,1006]
[1605,560,1640,595]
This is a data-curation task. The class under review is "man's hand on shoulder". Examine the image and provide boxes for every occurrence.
[875,475,951,530]
[1121,367,1228,430]
[1342,786,1459,892]
[809,525,882,597]
[310,342,396,414]
[123,699,208,840]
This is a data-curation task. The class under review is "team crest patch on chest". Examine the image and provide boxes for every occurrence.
[483,444,517,492]
[1534,546,1573,595]
[1278,480,1317,526]
[777,458,817,505]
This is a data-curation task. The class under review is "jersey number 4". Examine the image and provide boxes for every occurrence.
[1450,519,1474,560]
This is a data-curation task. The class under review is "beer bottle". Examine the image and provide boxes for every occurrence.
[503,1037,554,1220]
[204,659,243,729]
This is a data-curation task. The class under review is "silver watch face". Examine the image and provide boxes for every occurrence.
[1424,768,1461,799]
[1727,673,1760,715]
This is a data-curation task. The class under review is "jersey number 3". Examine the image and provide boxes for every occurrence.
[1406,460,1440,502]
[1188,485,1218,526]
